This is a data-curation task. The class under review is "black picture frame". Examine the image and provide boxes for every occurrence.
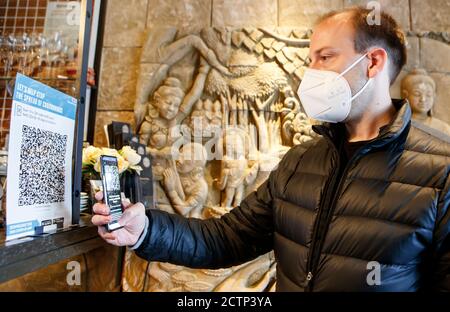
[72,0,93,225]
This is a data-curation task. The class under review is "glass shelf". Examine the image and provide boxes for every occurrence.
[0,0,92,229]
[0,76,77,81]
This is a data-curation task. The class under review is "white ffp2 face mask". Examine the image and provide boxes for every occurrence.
[297,53,372,123]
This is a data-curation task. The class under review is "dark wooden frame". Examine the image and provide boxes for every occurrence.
[0,0,112,286]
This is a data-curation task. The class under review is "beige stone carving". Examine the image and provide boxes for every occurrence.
[125,26,314,292]
[214,129,259,207]
[162,142,208,218]
[284,111,319,146]
[214,252,276,292]
[401,68,450,136]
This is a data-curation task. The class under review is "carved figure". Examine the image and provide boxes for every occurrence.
[401,68,450,136]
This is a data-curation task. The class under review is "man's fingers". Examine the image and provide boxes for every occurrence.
[103,232,117,241]
[97,226,117,241]
[121,202,145,222]
[92,203,109,215]
[95,191,104,201]
[122,198,133,210]
[92,214,111,226]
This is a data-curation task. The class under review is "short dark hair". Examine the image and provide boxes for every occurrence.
[316,7,407,84]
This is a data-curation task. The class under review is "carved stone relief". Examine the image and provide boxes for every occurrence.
[124,26,317,292]
[401,68,450,136]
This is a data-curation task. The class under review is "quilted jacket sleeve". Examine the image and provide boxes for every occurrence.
[133,145,306,269]
[133,179,275,269]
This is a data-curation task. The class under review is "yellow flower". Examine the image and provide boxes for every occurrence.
[117,155,129,174]
[93,155,102,173]
[101,147,121,158]
[91,150,129,174]
[82,146,102,164]
[85,146,143,175]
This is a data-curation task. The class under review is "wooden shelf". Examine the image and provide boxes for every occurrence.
[0,215,107,284]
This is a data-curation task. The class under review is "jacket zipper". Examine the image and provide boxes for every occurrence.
[303,149,340,291]
[303,133,368,291]
[305,160,352,291]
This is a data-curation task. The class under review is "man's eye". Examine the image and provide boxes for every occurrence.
[320,55,330,61]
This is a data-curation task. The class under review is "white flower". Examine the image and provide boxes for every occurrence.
[87,148,127,174]
[84,146,143,175]
[101,147,120,158]
[129,164,143,175]
[120,146,141,166]
[82,146,102,164]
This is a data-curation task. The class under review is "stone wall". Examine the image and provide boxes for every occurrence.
[93,0,450,294]
[94,0,450,147]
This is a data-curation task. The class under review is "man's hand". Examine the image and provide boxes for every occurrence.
[91,191,147,247]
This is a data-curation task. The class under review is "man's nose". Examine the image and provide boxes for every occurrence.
[309,59,319,69]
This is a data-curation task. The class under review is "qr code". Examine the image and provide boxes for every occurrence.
[18,125,67,206]
[105,165,120,191]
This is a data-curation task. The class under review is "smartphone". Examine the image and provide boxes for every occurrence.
[100,155,123,232]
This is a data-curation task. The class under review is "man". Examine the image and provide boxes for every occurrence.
[92,7,450,291]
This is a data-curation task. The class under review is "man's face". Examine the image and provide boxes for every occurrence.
[309,13,359,73]
[309,13,371,121]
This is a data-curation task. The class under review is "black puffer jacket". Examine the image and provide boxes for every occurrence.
[135,99,450,291]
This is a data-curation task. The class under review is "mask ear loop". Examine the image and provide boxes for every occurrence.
[350,77,372,101]
[337,52,372,101]
[336,52,370,78]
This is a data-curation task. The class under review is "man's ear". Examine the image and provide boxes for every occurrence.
[367,48,388,79]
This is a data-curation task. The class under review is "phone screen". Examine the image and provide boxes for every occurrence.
[100,155,123,231]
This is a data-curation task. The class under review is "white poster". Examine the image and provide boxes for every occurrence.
[6,73,76,240]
